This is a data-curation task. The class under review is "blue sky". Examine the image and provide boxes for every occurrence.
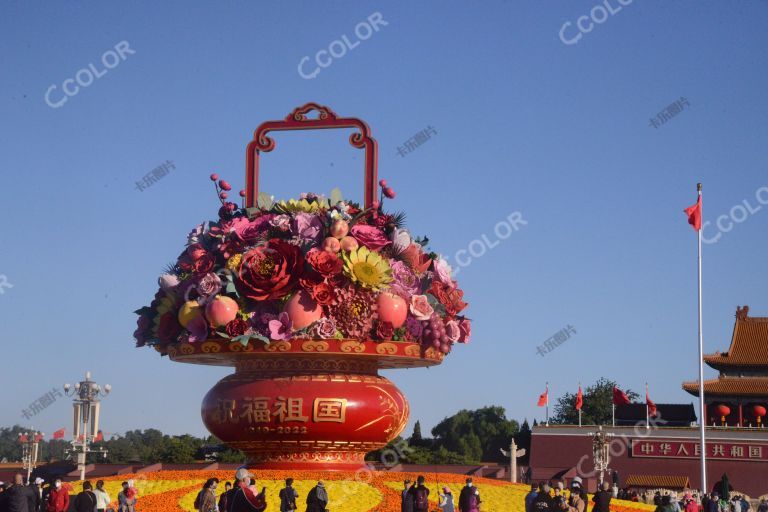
[1,1,767,439]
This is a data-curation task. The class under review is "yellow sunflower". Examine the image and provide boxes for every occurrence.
[276,197,329,213]
[343,246,392,291]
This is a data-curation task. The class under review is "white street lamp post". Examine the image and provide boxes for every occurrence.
[63,371,110,480]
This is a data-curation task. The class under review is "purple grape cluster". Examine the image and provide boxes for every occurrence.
[422,315,452,354]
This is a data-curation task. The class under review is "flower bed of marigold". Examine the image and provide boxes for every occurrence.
[67,469,657,512]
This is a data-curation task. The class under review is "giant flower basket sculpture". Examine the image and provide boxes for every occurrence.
[134,104,471,470]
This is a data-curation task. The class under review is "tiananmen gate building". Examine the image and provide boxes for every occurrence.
[529,306,768,497]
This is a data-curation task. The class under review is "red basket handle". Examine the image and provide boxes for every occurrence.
[244,103,378,209]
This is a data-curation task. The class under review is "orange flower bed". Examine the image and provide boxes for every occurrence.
[67,469,655,512]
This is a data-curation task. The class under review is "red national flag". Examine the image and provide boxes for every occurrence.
[34,434,44,443]
[646,391,658,417]
[53,428,65,440]
[537,388,549,407]
[77,434,85,443]
[684,195,702,231]
[575,386,584,411]
[613,386,631,406]
[94,431,104,442]
[18,434,28,443]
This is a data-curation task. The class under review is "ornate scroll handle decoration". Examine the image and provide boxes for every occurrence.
[245,103,379,210]
[340,340,366,353]
[166,345,178,357]
[375,342,398,355]
[200,341,221,353]
[301,340,330,352]
[265,340,292,352]
[179,343,195,355]
[404,344,421,357]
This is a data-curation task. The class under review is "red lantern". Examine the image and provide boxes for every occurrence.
[716,404,731,425]
[753,405,766,426]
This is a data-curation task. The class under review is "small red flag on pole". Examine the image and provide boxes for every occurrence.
[612,386,631,406]
[19,434,28,443]
[94,431,104,442]
[53,428,65,440]
[646,387,658,418]
[684,195,702,231]
[537,387,548,407]
[34,434,44,443]
[575,386,584,411]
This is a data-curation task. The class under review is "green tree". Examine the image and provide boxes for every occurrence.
[409,421,425,447]
[431,406,519,463]
[550,377,640,425]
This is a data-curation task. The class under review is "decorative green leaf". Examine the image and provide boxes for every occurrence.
[426,293,446,316]
[330,187,343,205]
[257,192,273,210]
[246,207,260,218]
[226,282,239,296]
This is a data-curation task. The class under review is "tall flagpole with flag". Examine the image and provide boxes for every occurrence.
[576,383,583,427]
[537,383,550,426]
[685,183,706,495]
[646,382,650,428]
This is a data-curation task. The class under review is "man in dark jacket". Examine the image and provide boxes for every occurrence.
[593,482,612,512]
[406,476,429,512]
[401,479,414,512]
[532,483,555,512]
[2,474,36,512]
[73,481,96,512]
[458,478,482,512]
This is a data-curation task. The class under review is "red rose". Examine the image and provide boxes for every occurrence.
[310,282,337,305]
[307,249,343,277]
[193,253,215,274]
[187,243,208,261]
[299,271,323,291]
[429,281,468,317]
[177,253,193,273]
[376,321,394,341]
[237,239,304,300]
[156,312,182,343]
[225,318,249,337]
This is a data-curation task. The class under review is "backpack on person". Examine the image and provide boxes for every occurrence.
[193,490,203,510]
[414,486,429,509]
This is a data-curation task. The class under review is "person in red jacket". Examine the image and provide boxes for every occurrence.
[47,479,70,512]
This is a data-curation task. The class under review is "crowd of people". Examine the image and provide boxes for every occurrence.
[399,476,482,512]
[521,478,768,512]
[0,475,137,512]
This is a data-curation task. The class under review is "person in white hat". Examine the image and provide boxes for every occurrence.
[228,468,266,512]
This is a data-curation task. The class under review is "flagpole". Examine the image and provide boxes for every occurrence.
[612,404,615,427]
[696,182,707,495]
[646,383,650,429]
[578,381,582,427]
[546,382,550,426]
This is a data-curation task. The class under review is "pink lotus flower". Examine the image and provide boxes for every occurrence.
[350,224,391,251]
[410,295,434,321]
[314,317,337,339]
[268,312,293,340]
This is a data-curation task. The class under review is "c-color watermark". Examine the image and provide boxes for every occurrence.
[298,12,387,80]
[702,185,768,244]
[45,41,135,109]
[0,274,13,295]
[559,0,633,46]
[536,325,577,357]
[448,212,527,277]
[649,97,690,129]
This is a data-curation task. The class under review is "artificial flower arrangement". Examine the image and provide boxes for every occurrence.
[134,175,470,355]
